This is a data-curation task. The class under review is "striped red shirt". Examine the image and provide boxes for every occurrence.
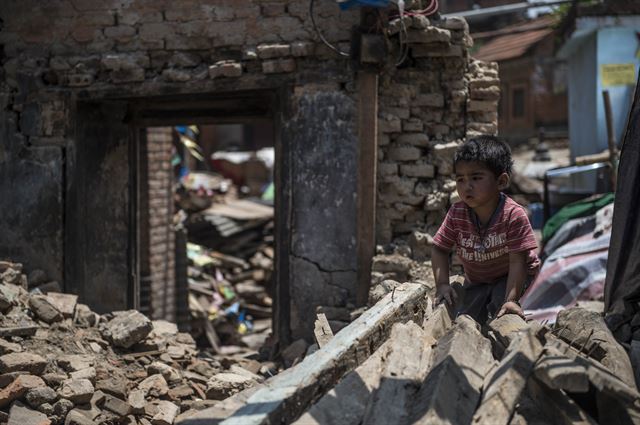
[433,195,540,284]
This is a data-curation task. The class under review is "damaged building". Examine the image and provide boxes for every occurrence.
[0,0,498,346]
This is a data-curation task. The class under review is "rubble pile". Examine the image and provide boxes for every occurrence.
[296,305,640,425]
[0,262,274,425]
[199,277,639,424]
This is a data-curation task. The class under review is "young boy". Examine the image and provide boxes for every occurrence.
[432,136,540,323]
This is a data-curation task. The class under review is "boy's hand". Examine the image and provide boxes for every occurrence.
[497,301,525,319]
[434,284,457,307]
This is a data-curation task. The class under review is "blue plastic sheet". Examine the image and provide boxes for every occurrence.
[339,0,390,10]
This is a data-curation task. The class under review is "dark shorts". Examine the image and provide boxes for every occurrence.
[455,275,532,324]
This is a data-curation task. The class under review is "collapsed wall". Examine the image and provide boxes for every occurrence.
[0,0,498,341]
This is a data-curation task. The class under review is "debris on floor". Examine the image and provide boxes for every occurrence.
[183,281,640,425]
[0,261,278,425]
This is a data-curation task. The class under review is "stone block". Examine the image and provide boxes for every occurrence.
[24,386,57,408]
[149,400,179,425]
[208,61,242,78]
[104,25,136,42]
[400,162,435,178]
[169,52,201,68]
[70,367,96,383]
[468,100,498,112]
[261,3,286,16]
[262,58,296,74]
[166,36,211,50]
[138,22,176,41]
[102,310,153,348]
[205,373,255,400]
[58,355,93,373]
[0,353,47,375]
[29,295,63,324]
[7,402,50,425]
[396,132,429,147]
[102,394,132,417]
[379,114,402,133]
[406,27,451,44]
[162,68,191,82]
[57,379,94,404]
[388,145,421,162]
[412,93,444,108]
[378,162,398,177]
[0,375,46,408]
[469,78,500,90]
[101,53,149,70]
[403,118,424,132]
[138,374,169,398]
[257,43,291,59]
[291,41,315,57]
[44,293,77,318]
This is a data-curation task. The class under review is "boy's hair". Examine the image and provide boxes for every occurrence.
[453,135,513,177]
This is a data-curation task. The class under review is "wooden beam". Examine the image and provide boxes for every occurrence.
[202,283,430,425]
[356,70,379,307]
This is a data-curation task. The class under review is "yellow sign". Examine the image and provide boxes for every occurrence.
[601,63,636,87]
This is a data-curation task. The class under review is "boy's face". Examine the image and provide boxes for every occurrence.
[454,161,509,210]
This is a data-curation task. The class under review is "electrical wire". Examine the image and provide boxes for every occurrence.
[310,0,350,57]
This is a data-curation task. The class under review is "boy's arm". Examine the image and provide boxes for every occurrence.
[432,246,457,307]
[497,251,528,319]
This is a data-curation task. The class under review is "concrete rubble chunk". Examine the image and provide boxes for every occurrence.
[472,326,544,425]
[102,310,153,348]
[533,346,589,393]
[58,354,94,372]
[70,367,96,383]
[407,27,451,44]
[129,389,146,414]
[0,352,47,375]
[206,372,256,400]
[28,295,63,324]
[556,307,636,389]
[409,315,494,425]
[8,402,50,425]
[0,374,46,408]
[148,361,181,384]
[57,378,94,404]
[0,339,22,355]
[24,386,57,408]
[362,321,433,425]
[281,339,308,368]
[151,400,180,425]
[138,374,169,398]
[103,393,132,416]
[44,292,78,318]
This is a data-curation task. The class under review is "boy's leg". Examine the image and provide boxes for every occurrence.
[456,281,492,324]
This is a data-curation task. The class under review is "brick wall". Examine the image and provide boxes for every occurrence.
[0,0,498,339]
[143,127,176,321]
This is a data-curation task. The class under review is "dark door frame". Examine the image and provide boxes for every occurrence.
[68,89,291,343]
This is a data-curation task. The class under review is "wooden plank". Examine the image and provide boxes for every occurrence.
[409,316,494,425]
[362,321,433,425]
[313,313,334,349]
[355,70,379,307]
[197,283,430,425]
[472,327,544,425]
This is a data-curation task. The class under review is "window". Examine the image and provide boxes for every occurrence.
[512,87,525,118]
